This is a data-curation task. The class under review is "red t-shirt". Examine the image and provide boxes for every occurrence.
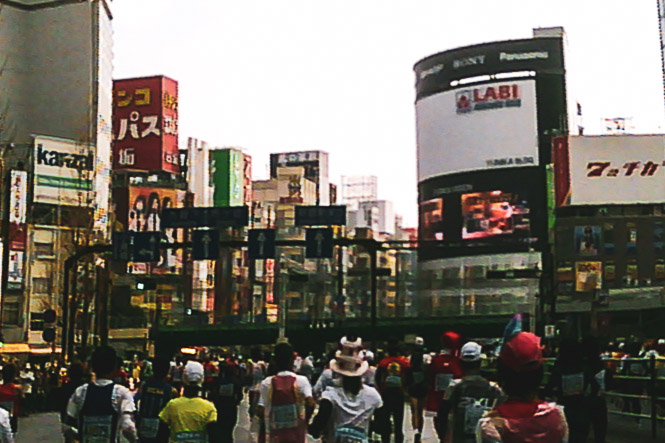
[377,356,410,392]
[479,399,569,442]
[426,353,463,411]
[0,383,20,416]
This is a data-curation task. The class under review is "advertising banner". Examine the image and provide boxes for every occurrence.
[8,251,24,288]
[414,37,564,99]
[568,135,665,205]
[113,76,179,173]
[9,171,27,250]
[416,79,539,181]
[33,136,93,207]
[461,190,531,240]
[574,226,601,256]
[575,261,602,292]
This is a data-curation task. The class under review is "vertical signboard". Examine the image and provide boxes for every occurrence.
[33,136,94,207]
[113,76,179,173]
[8,171,27,251]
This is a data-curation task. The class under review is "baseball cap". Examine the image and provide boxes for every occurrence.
[500,332,543,372]
[441,331,461,351]
[460,341,482,362]
[183,361,204,386]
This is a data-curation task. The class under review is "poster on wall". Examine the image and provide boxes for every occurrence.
[461,190,531,240]
[574,226,601,256]
[575,261,602,292]
[8,251,24,287]
[33,136,93,207]
[8,171,27,250]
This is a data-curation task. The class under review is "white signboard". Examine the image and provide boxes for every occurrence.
[416,79,539,181]
[569,135,665,205]
[33,135,94,207]
[9,171,27,224]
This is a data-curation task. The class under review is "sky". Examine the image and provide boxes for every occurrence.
[112,0,665,226]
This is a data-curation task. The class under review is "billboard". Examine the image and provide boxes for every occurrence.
[8,171,27,251]
[575,261,602,292]
[416,79,539,181]
[461,190,531,240]
[567,135,665,205]
[113,76,179,173]
[211,149,244,207]
[33,135,94,207]
[414,37,564,99]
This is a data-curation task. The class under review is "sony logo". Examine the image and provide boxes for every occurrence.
[36,145,93,171]
[452,55,485,69]
[499,51,549,61]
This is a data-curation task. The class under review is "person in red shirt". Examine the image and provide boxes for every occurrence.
[375,339,411,443]
[477,314,569,442]
[0,363,22,435]
[427,331,463,441]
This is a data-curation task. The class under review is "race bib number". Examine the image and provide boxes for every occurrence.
[561,373,584,396]
[336,425,368,443]
[138,417,160,439]
[218,383,234,397]
[271,404,299,429]
[385,375,402,388]
[174,431,207,442]
[81,415,113,443]
[463,401,491,435]
[435,373,453,392]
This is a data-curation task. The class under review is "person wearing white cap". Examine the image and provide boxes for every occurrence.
[309,336,383,442]
[441,341,503,443]
[157,361,218,442]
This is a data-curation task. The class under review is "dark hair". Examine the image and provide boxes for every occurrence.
[2,364,16,384]
[91,346,117,376]
[460,359,482,373]
[67,363,84,381]
[274,343,294,371]
[251,347,262,362]
[153,358,170,380]
[342,375,362,396]
[497,359,544,398]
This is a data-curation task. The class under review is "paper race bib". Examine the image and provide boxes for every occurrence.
[81,415,114,443]
[271,404,299,429]
[561,373,584,396]
[218,383,234,397]
[435,373,453,392]
[138,417,160,439]
[463,401,491,435]
[336,425,368,443]
[174,430,207,442]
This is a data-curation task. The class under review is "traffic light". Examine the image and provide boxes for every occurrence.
[42,309,57,343]
[43,309,56,324]
[42,328,56,343]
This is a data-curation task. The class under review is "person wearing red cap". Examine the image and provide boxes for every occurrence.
[477,331,569,442]
[427,331,463,441]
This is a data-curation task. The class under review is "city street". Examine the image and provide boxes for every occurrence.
[15,398,662,442]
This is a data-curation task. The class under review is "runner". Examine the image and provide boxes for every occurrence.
[309,336,383,442]
[208,361,243,443]
[158,361,218,442]
[0,408,12,443]
[257,342,315,443]
[135,358,177,443]
[0,364,22,437]
[427,331,463,441]
[63,345,138,443]
[248,348,267,419]
[375,338,410,443]
[406,337,428,443]
[441,341,503,443]
[477,315,569,442]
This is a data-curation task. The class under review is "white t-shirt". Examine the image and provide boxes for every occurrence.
[257,371,313,407]
[322,385,383,442]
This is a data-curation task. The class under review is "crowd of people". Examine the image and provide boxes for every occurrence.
[0,320,661,442]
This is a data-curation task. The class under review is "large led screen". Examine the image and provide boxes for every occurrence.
[461,190,531,240]
[416,79,539,181]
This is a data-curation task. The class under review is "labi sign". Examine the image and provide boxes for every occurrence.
[456,83,521,114]
[33,135,94,207]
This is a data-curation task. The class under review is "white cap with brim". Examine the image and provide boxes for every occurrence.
[183,361,204,386]
[460,341,482,362]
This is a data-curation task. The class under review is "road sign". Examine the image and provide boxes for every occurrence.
[305,228,334,258]
[248,229,276,259]
[112,232,133,261]
[162,206,249,228]
[295,205,346,226]
[192,229,220,260]
[133,232,161,262]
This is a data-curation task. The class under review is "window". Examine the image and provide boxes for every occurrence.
[34,242,54,258]
[32,277,52,294]
[2,302,20,326]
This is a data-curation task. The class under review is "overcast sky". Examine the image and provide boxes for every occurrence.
[112,0,665,226]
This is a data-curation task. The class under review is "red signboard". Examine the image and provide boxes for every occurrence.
[552,136,570,207]
[113,76,179,173]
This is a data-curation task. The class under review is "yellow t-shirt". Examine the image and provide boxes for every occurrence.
[159,396,217,440]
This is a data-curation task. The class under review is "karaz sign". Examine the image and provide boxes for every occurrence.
[36,145,93,171]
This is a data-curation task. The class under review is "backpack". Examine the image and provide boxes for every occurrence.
[454,379,497,437]
[137,381,173,439]
[268,375,305,442]
[381,360,406,390]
